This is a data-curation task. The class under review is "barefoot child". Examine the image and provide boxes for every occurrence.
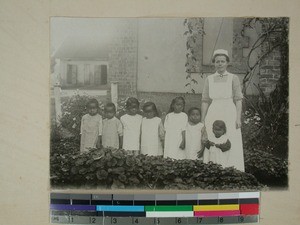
[102,103,123,149]
[163,97,188,160]
[185,107,204,160]
[120,97,142,155]
[141,102,164,156]
[203,120,231,167]
[80,99,102,152]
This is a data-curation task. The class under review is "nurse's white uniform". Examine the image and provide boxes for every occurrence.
[203,72,245,171]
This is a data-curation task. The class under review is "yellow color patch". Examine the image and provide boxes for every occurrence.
[193,204,239,211]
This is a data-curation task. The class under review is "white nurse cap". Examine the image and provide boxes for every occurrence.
[213,49,229,58]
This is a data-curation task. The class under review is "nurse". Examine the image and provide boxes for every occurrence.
[201,49,245,171]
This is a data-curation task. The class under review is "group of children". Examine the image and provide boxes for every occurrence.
[80,96,231,163]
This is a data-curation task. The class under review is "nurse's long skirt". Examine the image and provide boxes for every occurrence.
[203,98,245,172]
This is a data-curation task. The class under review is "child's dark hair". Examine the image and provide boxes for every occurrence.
[187,107,201,117]
[168,96,185,113]
[213,120,227,133]
[87,98,99,108]
[105,102,116,113]
[143,102,159,117]
[126,97,139,109]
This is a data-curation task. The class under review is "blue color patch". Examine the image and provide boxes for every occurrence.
[96,205,144,212]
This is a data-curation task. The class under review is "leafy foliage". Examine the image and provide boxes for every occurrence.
[241,18,289,159]
[244,148,288,187]
[184,18,205,93]
[60,94,103,141]
[50,142,264,190]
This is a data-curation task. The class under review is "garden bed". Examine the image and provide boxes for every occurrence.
[51,139,267,190]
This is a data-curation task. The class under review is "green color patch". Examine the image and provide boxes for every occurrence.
[145,205,193,211]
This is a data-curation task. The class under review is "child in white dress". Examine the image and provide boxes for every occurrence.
[164,97,188,160]
[185,107,204,160]
[141,102,164,156]
[120,97,142,155]
[80,99,102,153]
[102,103,123,149]
[203,120,231,168]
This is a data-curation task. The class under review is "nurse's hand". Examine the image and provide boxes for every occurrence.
[236,119,242,129]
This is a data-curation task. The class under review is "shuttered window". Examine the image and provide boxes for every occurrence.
[66,64,77,84]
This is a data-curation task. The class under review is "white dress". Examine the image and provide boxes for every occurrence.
[120,114,142,151]
[102,117,123,149]
[164,112,188,160]
[185,122,204,160]
[80,114,102,153]
[203,72,245,171]
[141,117,164,156]
[203,134,230,167]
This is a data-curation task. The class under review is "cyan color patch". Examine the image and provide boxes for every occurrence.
[96,205,144,212]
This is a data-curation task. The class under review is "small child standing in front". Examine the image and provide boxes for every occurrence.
[102,102,123,149]
[141,102,164,156]
[185,107,204,160]
[163,96,188,160]
[120,97,142,155]
[203,120,231,168]
[80,99,102,153]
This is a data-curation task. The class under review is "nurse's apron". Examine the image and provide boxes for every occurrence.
[203,73,245,171]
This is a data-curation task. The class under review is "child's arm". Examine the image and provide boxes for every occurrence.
[97,117,103,148]
[117,119,123,149]
[197,144,205,158]
[179,115,188,150]
[97,136,102,149]
[202,140,214,150]
[179,130,186,150]
[215,139,231,152]
[119,136,123,149]
[158,121,165,143]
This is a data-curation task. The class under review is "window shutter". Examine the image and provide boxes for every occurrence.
[101,65,108,85]
[94,65,101,85]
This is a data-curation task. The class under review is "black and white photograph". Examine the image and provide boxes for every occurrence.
[50,17,289,190]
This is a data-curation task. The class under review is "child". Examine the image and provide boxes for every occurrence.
[141,102,164,156]
[80,98,102,153]
[185,107,204,160]
[120,97,142,155]
[102,102,123,149]
[163,96,188,160]
[203,120,231,167]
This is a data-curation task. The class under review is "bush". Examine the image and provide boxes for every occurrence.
[50,144,264,190]
[58,95,150,141]
[60,95,103,141]
[244,148,288,187]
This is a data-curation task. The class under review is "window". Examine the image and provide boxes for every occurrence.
[100,65,108,85]
[84,64,91,85]
[63,62,108,88]
[66,64,77,84]
[203,18,233,65]
[94,65,108,85]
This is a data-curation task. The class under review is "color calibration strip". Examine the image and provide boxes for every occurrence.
[50,192,260,224]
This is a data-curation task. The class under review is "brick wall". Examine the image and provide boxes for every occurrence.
[108,20,138,98]
[259,39,281,94]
